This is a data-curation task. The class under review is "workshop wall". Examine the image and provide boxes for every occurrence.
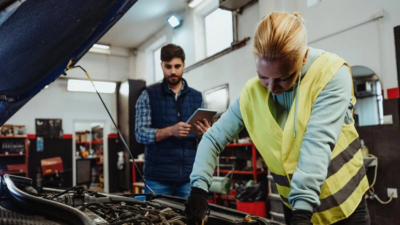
[357,99,400,225]
[6,79,117,135]
[4,45,130,135]
[65,49,131,82]
[136,0,400,100]
[259,0,400,98]
[135,29,173,84]
[135,0,260,102]
[134,0,226,82]
[184,1,259,102]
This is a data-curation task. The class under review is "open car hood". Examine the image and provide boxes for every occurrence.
[0,0,137,126]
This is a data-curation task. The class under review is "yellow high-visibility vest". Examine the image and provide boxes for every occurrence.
[240,52,369,224]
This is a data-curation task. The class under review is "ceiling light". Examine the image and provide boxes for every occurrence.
[67,79,116,94]
[189,0,204,8]
[89,44,111,54]
[93,44,110,49]
[167,15,181,28]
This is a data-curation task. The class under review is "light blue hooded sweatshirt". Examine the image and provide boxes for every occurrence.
[190,47,355,212]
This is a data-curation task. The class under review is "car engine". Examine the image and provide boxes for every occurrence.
[41,186,189,225]
[0,174,281,225]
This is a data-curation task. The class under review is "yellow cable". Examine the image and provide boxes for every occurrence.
[66,59,94,82]
[245,215,252,222]
[366,154,394,204]
[375,193,394,205]
[368,154,378,189]
[66,60,73,70]
[195,219,205,225]
[65,59,157,196]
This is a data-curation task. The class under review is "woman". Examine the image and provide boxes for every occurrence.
[184,12,370,225]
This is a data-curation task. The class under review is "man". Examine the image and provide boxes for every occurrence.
[135,44,210,198]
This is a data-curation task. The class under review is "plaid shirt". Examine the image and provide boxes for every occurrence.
[135,82,204,144]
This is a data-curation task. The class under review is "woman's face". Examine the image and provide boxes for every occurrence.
[256,51,308,95]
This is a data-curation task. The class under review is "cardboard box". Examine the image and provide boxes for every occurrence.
[76,131,88,142]
[13,125,26,135]
[0,124,14,136]
[7,164,26,171]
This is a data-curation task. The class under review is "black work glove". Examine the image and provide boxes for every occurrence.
[290,210,313,225]
[184,187,210,225]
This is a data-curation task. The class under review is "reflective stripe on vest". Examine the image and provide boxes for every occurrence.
[240,52,369,224]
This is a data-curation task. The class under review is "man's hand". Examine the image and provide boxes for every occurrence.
[184,187,209,225]
[155,122,191,142]
[194,118,210,136]
[171,122,192,137]
[290,210,313,225]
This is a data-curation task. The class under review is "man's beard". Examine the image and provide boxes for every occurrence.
[166,75,182,86]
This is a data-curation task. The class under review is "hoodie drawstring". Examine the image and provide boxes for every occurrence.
[294,71,301,138]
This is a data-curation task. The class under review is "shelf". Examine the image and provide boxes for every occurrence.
[214,193,236,201]
[0,170,27,175]
[226,143,253,147]
[79,156,99,159]
[355,94,380,99]
[0,135,29,178]
[133,182,144,188]
[0,135,27,139]
[0,153,25,157]
[218,170,268,175]
[364,156,377,168]
[130,159,145,164]
[91,140,103,144]
[96,162,103,165]
[108,134,118,139]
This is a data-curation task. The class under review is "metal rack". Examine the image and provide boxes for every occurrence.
[0,136,29,177]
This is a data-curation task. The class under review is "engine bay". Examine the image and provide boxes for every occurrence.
[0,174,280,225]
[41,186,189,225]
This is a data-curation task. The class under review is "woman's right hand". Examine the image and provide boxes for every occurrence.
[290,210,313,225]
[184,187,209,225]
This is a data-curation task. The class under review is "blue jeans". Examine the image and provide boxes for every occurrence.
[144,179,191,198]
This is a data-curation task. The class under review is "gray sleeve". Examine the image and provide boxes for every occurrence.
[190,96,245,191]
[289,65,353,211]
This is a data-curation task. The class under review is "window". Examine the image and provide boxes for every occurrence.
[307,0,324,7]
[204,8,233,57]
[153,46,163,82]
[67,79,116,94]
[204,84,229,116]
[145,35,166,85]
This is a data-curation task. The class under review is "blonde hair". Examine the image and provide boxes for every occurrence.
[254,12,307,63]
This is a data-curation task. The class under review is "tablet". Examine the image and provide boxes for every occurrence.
[186,108,217,133]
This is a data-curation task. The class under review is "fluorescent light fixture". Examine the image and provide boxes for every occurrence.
[168,15,181,28]
[89,43,111,54]
[93,44,110,49]
[67,79,116,94]
[189,0,204,8]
